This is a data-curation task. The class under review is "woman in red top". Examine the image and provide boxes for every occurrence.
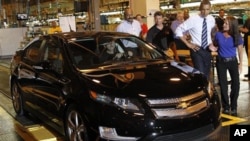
[135,14,148,40]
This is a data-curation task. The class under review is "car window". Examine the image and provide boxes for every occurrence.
[43,39,63,73]
[115,37,163,59]
[99,36,163,61]
[68,36,164,69]
[68,39,98,69]
[25,40,43,63]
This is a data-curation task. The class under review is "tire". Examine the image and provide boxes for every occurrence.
[65,105,89,141]
[11,81,25,116]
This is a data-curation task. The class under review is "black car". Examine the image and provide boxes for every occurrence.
[10,31,221,141]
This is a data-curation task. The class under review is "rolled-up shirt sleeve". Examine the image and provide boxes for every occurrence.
[175,21,189,38]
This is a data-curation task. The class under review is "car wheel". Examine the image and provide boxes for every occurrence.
[11,81,25,115]
[65,105,89,141]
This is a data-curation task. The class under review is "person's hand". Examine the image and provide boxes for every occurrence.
[187,43,200,52]
[238,63,242,74]
[208,44,218,52]
[174,55,180,61]
[113,53,124,60]
[239,27,249,33]
[127,51,133,57]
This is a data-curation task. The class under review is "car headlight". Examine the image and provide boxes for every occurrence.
[90,91,141,113]
[113,98,139,111]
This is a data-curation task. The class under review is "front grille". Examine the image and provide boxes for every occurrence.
[151,100,208,118]
[146,90,209,119]
[146,90,204,106]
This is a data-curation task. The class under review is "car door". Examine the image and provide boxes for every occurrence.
[18,39,45,107]
[32,36,68,117]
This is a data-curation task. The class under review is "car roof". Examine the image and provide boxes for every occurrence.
[49,31,134,40]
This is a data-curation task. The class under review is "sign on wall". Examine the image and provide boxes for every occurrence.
[59,16,76,32]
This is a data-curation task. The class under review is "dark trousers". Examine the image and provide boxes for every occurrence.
[244,35,249,57]
[216,57,240,110]
[190,48,211,80]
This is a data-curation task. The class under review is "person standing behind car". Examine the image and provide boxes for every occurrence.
[48,21,62,34]
[239,18,250,79]
[214,16,243,116]
[146,11,178,60]
[171,11,189,62]
[175,0,217,80]
[116,8,141,56]
[116,8,141,37]
[135,14,148,40]
[183,9,190,21]
[215,9,225,31]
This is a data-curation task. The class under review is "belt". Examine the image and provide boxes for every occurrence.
[218,56,237,62]
[196,46,210,51]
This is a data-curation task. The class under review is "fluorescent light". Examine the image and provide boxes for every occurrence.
[100,11,122,16]
[160,5,174,10]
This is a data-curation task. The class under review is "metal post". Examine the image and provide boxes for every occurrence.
[91,0,100,31]
[37,0,41,20]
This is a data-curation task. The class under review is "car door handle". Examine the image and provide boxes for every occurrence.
[58,77,71,85]
[33,65,43,70]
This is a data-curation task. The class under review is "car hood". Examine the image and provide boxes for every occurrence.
[79,60,207,98]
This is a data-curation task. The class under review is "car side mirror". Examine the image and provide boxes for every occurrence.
[13,50,24,62]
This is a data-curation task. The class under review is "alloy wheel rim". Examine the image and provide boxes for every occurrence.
[12,83,20,112]
[67,110,85,141]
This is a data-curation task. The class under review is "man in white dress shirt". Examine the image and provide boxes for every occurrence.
[116,8,141,37]
[116,8,141,56]
[175,0,217,80]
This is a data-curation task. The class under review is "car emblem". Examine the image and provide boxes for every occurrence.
[176,102,190,109]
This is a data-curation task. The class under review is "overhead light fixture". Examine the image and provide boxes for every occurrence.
[100,11,122,16]
[160,5,174,10]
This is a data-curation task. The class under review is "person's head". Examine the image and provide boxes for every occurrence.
[224,16,240,46]
[105,41,116,54]
[51,21,57,28]
[176,11,184,22]
[224,16,238,34]
[135,14,143,23]
[124,8,134,23]
[218,9,225,18]
[199,0,212,17]
[183,9,189,20]
[154,11,164,26]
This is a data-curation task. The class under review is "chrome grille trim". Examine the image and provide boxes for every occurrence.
[152,100,208,118]
[146,90,204,106]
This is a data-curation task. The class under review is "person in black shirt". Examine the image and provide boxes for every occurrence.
[215,9,225,31]
[100,41,124,62]
[240,18,250,79]
[146,11,177,60]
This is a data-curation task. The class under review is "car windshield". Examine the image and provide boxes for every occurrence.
[67,35,165,69]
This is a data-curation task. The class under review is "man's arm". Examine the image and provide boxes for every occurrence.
[169,42,179,61]
[208,26,218,52]
[175,20,199,51]
[237,44,243,73]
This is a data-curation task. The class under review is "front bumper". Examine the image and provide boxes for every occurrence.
[99,122,221,141]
